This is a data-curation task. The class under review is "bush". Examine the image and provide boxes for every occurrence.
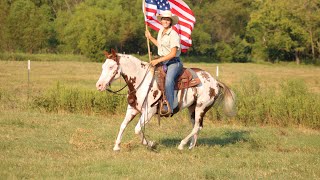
[31,79,320,129]
[33,83,127,115]
[233,76,320,129]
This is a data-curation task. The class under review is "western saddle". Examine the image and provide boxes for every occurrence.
[154,63,201,116]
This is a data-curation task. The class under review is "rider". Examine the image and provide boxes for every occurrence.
[145,10,183,114]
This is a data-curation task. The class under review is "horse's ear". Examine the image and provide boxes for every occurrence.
[111,49,117,57]
[103,51,109,58]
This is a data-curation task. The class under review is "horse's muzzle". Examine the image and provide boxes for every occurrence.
[96,82,109,91]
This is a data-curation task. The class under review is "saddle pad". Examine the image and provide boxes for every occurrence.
[155,65,201,91]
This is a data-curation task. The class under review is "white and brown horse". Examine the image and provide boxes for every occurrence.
[96,49,236,151]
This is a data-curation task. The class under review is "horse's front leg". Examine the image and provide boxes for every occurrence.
[134,106,157,147]
[113,105,139,151]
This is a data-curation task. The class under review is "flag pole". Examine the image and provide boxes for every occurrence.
[143,0,152,62]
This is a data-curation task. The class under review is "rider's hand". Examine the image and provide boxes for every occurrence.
[145,30,152,39]
[150,59,160,66]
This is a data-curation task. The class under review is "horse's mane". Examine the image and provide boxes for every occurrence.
[117,54,148,66]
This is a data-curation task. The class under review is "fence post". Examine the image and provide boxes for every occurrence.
[216,65,219,79]
[28,60,30,101]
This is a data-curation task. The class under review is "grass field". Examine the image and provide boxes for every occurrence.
[1,59,320,179]
[1,109,320,179]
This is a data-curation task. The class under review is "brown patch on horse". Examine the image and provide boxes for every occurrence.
[103,51,109,58]
[197,110,205,128]
[128,76,136,88]
[200,71,210,82]
[195,102,216,128]
[153,90,159,99]
[141,63,146,69]
[111,49,117,57]
[104,49,119,64]
[209,87,216,99]
[123,75,137,108]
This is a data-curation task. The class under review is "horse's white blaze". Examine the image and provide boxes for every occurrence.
[96,60,119,91]
[96,53,236,151]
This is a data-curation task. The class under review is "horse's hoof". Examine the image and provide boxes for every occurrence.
[188,143,195,150]
[142,140,148,145]
[113,146,121,151]
[178,144,184,150]
[147,141,158,150]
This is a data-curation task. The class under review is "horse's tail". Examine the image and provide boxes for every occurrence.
[217,81,237,117]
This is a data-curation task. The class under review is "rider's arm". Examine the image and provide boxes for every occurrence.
[145,30,158,47]
[150,47,177,66]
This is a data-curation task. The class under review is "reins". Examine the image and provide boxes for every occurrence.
[106,77,128,95]
[104,59,157,150]
[137,65,158,151]
[105,64,152,96]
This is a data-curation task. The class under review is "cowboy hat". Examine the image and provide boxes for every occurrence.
[156,11,179,26]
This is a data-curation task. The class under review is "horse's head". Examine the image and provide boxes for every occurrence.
[96,49,121,91]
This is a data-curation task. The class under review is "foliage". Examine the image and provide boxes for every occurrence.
[247,0,320,64]
[234,76,320,129]
[0,0,319,63]
[54,0,145,60]
[28,77,320,129]
[6,0,54,53]
[33,83,127,115]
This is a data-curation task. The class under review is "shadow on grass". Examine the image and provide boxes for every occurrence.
[160,130,250,147]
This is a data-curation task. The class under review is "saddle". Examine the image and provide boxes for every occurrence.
[155,64,201,116]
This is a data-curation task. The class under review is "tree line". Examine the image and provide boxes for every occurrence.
[0,0,319,64]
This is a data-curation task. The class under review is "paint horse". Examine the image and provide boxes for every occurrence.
[96,49,236,151]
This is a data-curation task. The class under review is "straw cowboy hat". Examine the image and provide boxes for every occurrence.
[156,11,179,26]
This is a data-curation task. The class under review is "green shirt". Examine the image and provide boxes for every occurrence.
[157,27,181,57]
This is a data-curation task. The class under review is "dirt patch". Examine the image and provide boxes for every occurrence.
[69,128,105,150]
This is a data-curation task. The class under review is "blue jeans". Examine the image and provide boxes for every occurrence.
[164,58,183,113]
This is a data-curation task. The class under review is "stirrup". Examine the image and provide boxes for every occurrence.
[160,101,172,116]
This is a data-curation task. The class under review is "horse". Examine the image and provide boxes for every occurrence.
[96,49,236,151]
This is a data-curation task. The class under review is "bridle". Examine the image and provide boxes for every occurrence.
[104,55,153,96]
[103,55,127,95]
[106,82,128,95]
[102,53,157,149]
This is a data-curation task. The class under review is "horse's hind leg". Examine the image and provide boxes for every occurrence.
[180,101,214,150]
[113,105,139,151]
[188,105,198,150]
[178,106,202,150]
[178,122,201,150]
[183,102,214,150]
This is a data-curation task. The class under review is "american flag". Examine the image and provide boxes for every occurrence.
[143,0,196,52]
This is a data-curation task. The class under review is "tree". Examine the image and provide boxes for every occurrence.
[190,0,252,62]
[295,0,320,63]
[0,1,9,52]
[7,0,54,53]
[247,0,309,64]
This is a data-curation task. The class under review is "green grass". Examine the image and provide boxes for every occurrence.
[1,109,319,179]
[0,59,320,178]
